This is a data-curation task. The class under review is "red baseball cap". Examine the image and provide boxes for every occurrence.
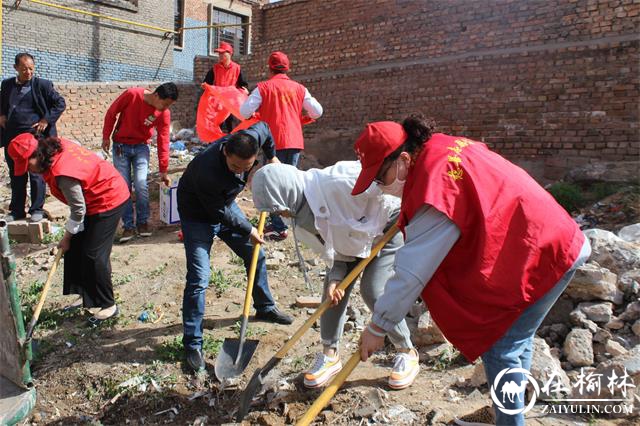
[214,41,234,55]
[8,133,38,176]
[268,51,290,71]
[351,122,407,195]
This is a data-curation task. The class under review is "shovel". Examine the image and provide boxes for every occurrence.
[215,211,267,382]
[23,249,63,346]
[237,225,399,420]
[296,347,362,426]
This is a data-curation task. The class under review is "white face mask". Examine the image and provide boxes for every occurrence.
[378,160,406,198]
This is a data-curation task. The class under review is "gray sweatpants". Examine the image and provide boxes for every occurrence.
[320,231,414,351]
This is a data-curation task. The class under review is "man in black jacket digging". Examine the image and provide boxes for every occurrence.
[177,121,292,372]
[0,52,66,223]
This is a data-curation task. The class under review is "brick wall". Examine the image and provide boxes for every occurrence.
[54,82,200,148]
[195,0,639,181]
[175,0,256,81]
[2,0,175,81]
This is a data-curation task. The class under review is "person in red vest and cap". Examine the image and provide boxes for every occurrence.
[352,114,591,426]
[203,41,249,133]
[9,133,130,325]
[240,51,323,241]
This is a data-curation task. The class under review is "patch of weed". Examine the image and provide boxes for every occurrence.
[157,335,223,362]
[290,355,308,371]
[232,321,267,338]
[431,346,462,371]
[42,227,64,244]
[19,280,77,329]
[147,262,168,278]
[230,253,245,266]
[209,268,241,296]
[591,182,624,201]
[548,182,585,213]
[113,273,134,286]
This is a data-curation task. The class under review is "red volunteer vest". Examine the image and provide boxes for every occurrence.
[257,74,306,150]
[399,134,584,361]
[213,61,241,87]
[43,139,130,216]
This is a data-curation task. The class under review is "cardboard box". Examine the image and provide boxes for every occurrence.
[159,178,180,225]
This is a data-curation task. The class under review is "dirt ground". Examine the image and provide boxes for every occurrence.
[3,153,638,426]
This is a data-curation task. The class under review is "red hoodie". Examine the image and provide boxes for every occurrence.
[102,87,171,173]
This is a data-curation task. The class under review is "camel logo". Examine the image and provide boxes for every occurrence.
[490,367,541,416]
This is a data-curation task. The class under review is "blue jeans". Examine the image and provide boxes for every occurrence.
[112,142,149,230]
[481,239,591,426]
[181,202,276,351]
[269,148,301,233]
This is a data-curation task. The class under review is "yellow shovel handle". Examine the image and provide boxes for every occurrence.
[26,249,63,341]
[242,212,267,318]
[296,348,361,426]
[274,224,399,358]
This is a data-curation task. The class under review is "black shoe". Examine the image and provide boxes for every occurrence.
[185,348,205,372]
[255,308,293,325]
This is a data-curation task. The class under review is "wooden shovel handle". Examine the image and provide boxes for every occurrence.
[25,249,63,342]
[274,224,399,358]
[296,348,361,426]
[242,212,267,318]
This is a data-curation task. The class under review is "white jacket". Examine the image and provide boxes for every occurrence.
[302,161,399,265]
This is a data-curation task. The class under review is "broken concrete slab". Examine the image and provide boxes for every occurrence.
[563,329,594,367]
[295,295,321,308]
[531,337,571,398]
[566,263,623,304]
[583,228,640,276]
[577,302,613,323]
[7,220,54,243]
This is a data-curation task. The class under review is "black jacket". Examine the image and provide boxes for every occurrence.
[0,76,66,146]
[177,121,276,235]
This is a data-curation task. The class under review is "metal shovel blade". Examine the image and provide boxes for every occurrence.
[237,357,280,420]
[214,338,259,381]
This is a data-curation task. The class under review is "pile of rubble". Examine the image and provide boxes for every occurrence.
[168,127,204,163]
[575,187,639,232]
[414,223,640,416]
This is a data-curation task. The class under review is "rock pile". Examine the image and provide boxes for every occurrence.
[410,224,639,416]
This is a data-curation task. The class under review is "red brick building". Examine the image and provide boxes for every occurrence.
[196,0,639,181]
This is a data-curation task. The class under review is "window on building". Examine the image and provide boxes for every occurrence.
[174,0,185,49]
[90,0,138,12]
[209,7,248,56]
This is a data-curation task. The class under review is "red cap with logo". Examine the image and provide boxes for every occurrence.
[8,133,38,176]
[351,122,407,195]
[268,51,290,71]
[214,41,234,55]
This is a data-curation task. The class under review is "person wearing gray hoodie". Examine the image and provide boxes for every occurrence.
[251,162,419,390]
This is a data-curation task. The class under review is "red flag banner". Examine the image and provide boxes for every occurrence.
[196,85,247,143]
[196,84,316,143]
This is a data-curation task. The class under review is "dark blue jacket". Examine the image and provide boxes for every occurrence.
[0,76,66,146]
[177,121,276,235]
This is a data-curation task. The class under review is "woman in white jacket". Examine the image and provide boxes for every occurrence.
[251,162,419,389]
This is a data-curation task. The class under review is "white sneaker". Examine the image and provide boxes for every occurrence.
[303,352,342,388]
[388,349,420,390]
